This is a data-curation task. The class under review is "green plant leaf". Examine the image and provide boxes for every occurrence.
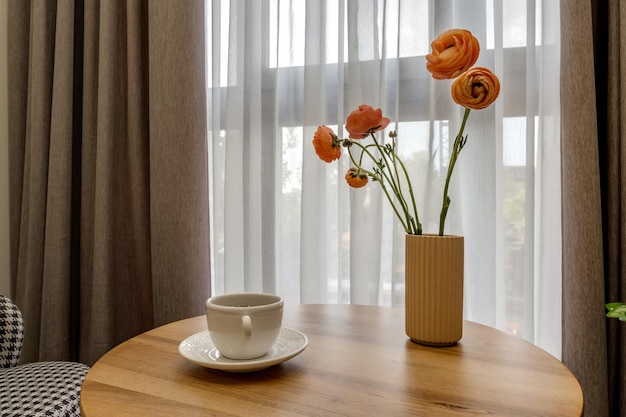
[606,302,626,320]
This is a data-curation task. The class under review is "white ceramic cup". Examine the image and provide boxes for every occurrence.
[205,292,283,360]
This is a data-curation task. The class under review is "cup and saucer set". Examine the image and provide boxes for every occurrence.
[178,293,308,372]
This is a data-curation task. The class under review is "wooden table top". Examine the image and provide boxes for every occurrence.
[80,304,583,416]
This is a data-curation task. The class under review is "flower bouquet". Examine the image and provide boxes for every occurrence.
[312,29,500,236]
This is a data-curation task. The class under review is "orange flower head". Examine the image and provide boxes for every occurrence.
[345,105,391,139]
[426,29,480,80]
[345,167,369,188]
[451,67,500,110]
[312,125,342,162]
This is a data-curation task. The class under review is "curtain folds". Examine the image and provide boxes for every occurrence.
[8,0,210,366]
[561,1,625,415]
[600,3,626,415]
[560,1,608,414]
[208,0,562,357]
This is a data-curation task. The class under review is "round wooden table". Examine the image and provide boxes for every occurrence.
[80,304,583,416]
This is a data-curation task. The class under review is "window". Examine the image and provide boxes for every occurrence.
[206,0,561,358]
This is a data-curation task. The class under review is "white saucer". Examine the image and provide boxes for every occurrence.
[178,327,308,372]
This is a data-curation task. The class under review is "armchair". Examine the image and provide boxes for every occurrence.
[0,294,90,416]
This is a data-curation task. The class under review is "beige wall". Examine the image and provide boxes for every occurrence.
[0,2,10,297]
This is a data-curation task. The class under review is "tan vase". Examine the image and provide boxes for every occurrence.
[405,234,464,346]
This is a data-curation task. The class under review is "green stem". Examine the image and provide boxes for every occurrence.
[393,151,422,234]
[439,108,471,236]
[347,144,412,234]
[368,133,418,234]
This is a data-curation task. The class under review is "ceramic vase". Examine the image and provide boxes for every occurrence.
[405,234,464,346]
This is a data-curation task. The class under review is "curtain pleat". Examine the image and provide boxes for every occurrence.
[561,0,617,416]
[8,0,210,366]
[561,0,626,415]
[147,1,211,326]
[602,2,626,414]
[9,0,75,362]
[78,0,156,364]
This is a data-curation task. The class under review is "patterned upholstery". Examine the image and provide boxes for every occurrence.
[0,294,24,368]
[0,361,90,416]
[0,295,90,417]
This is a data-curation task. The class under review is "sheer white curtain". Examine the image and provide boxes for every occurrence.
[206,0,561,357]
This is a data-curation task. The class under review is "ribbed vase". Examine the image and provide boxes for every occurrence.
[405,234,464,346]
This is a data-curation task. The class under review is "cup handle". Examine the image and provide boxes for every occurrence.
[241,314,252,341]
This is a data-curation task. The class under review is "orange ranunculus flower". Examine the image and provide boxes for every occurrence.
[451,67,501,110]
[312,125,342,163]
[345,105,391,139]
[345,167,368,188]
[426,29,480,80]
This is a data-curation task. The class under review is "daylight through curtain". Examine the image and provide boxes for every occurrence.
[207,0,561,357]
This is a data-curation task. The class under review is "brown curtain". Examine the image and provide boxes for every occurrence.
[7,0,210,366]
[596,2,626,415]
[561,1,626,416]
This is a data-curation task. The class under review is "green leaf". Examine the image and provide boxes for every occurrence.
[606,302,626,320]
